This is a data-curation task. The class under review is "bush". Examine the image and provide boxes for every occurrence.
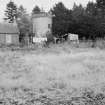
[46,31,54,45]
[95,39,105,49]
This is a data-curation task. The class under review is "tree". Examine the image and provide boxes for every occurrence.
[72,3,85,22]
[51,2,72,37]
[17,5,27,18]
[32,6,41,15]
[96,0,105,38]
[96,0,105,17]
[71,3,86,38]
[17,6,32,43]
[86,2,97,17]
[51,1,105,40]
[4,1,17,23]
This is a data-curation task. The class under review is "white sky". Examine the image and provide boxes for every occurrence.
[0,0,96,22]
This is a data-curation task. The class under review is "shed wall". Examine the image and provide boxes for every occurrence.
[12,34,19,45]
[0,34,6,44]
[0,34,19,45]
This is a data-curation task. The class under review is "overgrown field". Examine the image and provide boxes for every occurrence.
[0,43,105,105]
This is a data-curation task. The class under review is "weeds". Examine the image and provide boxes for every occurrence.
[0,88,105,105]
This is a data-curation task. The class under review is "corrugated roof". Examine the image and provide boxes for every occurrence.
[0,23,19,34]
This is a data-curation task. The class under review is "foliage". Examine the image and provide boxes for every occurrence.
[17,5,32,43]
[96,0,105,18]
[86,2,97,17]
[32,5,41,15]
[17,5,27,18]
[51,2,72,37]
[51,1,105,40]
[4,1,17,23]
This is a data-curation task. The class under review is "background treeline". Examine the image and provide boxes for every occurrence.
[51,0,105,40]
[4,0,105,40]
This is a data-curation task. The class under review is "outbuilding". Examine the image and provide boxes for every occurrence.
[0,23,19,45]
[32,12,52,43]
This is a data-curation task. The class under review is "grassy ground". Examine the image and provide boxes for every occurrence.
[0,43,105,104]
